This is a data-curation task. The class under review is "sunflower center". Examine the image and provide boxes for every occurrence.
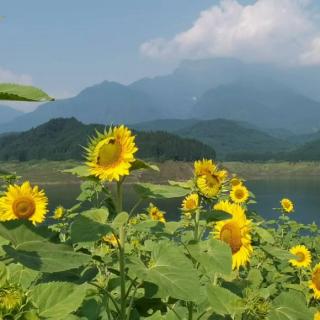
[235,189,244,199]
[313,270,320,290]
[12,197,36,219]
[206,174,220,189]
[97,139,122,167]
[186,199,196,210]
[220,221,242,254]
[296,252,305,262]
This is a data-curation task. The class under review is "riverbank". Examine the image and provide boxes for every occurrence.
[1,160,320,185]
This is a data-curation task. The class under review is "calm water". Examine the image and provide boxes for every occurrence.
[43,179,320,225]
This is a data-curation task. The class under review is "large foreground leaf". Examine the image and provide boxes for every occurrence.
[0,83,53,101]
[0,221,52,247]
[31,282,87,318]
[71,208,111,243]
[4,241,90,273]
[267,291,312,320]
[207,285,243,316]
[130,242,201,301]
[134,183,189,199]
[187,239,232,276]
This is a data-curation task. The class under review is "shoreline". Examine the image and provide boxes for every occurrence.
[1,160,320,185]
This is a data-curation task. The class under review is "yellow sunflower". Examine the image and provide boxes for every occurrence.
[230,184,249,204]
[196,169,227,198]
[213,201,252,270]
[103,233,119,247]
[281,198,294,213]
[314,311,320,320]
[0,182,48,224]
[194,159,216,176]
[289,245,312,268]
[182,193,199,212]
[230,177,242,187]
[85,125,138,181]
[310,263,320,300]
[147,203,166,223]
[53,206,64,220]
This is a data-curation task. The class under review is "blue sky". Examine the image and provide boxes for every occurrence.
[1,0,228,98]
[1,0,320,108]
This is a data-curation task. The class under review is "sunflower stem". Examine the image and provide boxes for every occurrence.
[116,179,124,212]
[119,224,127,319]
[194,209,200,241]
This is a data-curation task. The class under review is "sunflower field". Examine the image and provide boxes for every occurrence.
[0,86,320,319]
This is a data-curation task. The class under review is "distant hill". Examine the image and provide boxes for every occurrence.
[0,118,215,162]
[0,81,162,133]
[192,83,320,134]
[132,118,293,159]
[0,105,23,124]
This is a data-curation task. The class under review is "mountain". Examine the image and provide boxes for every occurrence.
[2,58,320,134]
[192,83,320,134]
[132,118,292,159]
[0,81,162,133]
[132,119,200,132]
[0,105,23,124]
[0,118,215,162]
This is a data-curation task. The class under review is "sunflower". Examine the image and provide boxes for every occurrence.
[230,177,242,187]
[147,203,166,223]
[230,184,249,204]
[281,198,294,213]
[314,311,320,320]
[213,201,252,270]
[0,287,24,314]
[53,206,64,220]
[0,182,48,224]
[85,125,138,181]
[310,264,320,300]
[103,233,119,247]
[194,159,216,176]
[182,193,199,212]
[289,245,312,268]
[196,168,227,198]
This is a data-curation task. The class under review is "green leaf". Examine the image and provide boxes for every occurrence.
[4,241,90,273]
[255,226,275,244]
[0,221,53,247]
[7,263,39,289]
[262,245,294,260]
[134,183,189,199]
[130,159,159,172]
[71,208,111,243]
[131,220,165,233]
[63,165,91,178]
[0,83,53,101]
[129,242,201,301]
[267,291,313,320]
[202,210,232,222]
[207,285,242,316]
[112,212,129,229]
[247,269,263,289]
[187,239,232,275]
[30,282,87,318]
[0,262,7,287]
[168,180,194,189]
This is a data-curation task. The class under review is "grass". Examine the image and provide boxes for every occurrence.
[2,160,320,185]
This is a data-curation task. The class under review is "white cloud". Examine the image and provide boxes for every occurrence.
[0,67,33,84]
[141,0,320,66]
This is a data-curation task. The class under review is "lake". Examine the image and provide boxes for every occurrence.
[43,179,320,225]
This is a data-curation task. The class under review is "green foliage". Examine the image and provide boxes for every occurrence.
[0,118,216,162]
[30,282,87,318]
[0,124,319,320]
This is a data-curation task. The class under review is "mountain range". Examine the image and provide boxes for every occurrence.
[2,58,320,135]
